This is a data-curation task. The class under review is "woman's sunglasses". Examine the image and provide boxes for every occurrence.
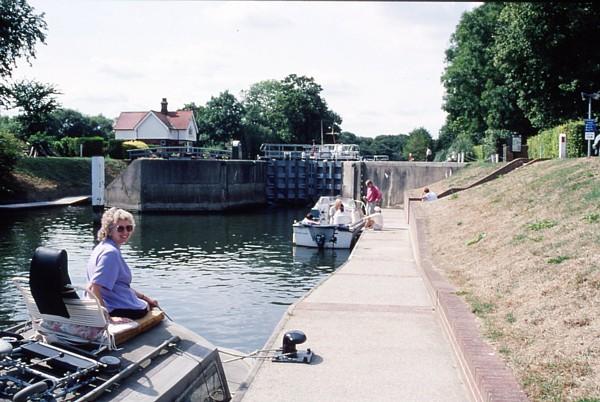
[116,225,134,233]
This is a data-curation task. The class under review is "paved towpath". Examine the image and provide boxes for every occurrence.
[236,208,470,402]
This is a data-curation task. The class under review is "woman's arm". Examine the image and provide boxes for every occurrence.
[88,283,107,308]
[134,290,159,308]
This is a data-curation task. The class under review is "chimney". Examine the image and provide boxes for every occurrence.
[161,98,168,114]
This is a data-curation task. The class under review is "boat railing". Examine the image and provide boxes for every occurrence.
[259,143,360,160]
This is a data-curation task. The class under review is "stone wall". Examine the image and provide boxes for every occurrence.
[105,159,266,212]
[341,161,465,207]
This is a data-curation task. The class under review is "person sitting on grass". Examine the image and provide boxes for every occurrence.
[421,187,438,202]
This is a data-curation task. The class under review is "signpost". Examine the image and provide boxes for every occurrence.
[585,119,596,141]
[582,92,600,157]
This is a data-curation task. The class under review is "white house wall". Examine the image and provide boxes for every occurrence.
[115,130,137,140]
[137,115,170,140]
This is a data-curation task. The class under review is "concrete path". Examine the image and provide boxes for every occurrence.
[236,209,470,402]
[0,196,90,210]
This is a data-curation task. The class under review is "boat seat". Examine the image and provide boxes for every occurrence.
[15,246,163,352]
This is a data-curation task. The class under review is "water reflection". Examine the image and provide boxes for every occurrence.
[0,206,348,352]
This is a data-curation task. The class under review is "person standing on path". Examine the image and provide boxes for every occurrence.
[363,179,382,215]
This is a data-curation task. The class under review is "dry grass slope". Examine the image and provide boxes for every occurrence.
[420,158,600,402]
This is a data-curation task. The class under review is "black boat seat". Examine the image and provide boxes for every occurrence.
[29,247,78,318]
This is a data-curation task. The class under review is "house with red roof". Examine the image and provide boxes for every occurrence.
[113,98,198,146]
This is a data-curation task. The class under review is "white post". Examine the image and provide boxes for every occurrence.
[91,156,105,210]
[558,133,567,159]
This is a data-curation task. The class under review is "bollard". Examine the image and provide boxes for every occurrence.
[558,133,567,159]
[91,156,105,222]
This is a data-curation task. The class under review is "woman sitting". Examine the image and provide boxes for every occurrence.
[87,207,158,323]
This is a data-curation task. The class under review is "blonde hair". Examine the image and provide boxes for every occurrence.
[97,207,135,241]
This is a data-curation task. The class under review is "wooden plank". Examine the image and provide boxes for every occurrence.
[0,196,90,210]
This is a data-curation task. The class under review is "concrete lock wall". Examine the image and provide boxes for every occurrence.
[341,161,465,207]
[106,159,266,212]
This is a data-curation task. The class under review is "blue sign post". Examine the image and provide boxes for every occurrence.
[585,119,596,141]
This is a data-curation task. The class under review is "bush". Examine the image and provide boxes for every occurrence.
[0,130,24,173]
[107,139,126,159]
[52,137,80,157]
[78,136,104,157]
[527,120,586,159]
[472,145,485,161]
[122,140,149,158]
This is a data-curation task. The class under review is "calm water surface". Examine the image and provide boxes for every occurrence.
[0,206,350,352]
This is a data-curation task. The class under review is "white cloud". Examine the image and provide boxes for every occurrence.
[9,0,478,138]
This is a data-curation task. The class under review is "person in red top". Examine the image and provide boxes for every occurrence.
[363,179,382,215]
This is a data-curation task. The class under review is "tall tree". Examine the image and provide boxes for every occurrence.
[46,108,113,139]
[404,128,432,161]
[441,3,506,145]
[195,91,244,145]
[10,79,60,139]
[0,0,47,107]
[494,3,600,129]
[241,75,341,144]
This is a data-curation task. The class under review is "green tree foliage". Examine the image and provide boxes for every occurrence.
[441,3,599,154]
[46,108,113,139]
[404,128,432,160]
[241,74,341,144]
[494,3,600,130]
[0,0,47,107]
[196,91,244,145]
[0,129,23,173]
[10,79,60,139]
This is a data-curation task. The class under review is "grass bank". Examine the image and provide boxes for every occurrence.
[0,157,127,204]
[419,158,600,401]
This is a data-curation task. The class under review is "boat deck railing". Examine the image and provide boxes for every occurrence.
[259,143,360,161]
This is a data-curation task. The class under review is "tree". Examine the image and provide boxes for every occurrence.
[9,79,60,140]
[241,74,341,144]
[493,3,600,129]
[278,74,341,144]
[196,91,245,145]
[404,128,432,161]
[45,108,113,140]
[441,3,506,146]
[0,0,47,107]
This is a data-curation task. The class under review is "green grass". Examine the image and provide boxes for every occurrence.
[584,213,600,223]
[548,256,570,264]
[505,312,516,324]
[527,219,557,231]
[466,232,486,246]
[14,157,126,185]
[466,294,495,317]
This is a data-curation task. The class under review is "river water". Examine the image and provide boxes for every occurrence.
[0,206,350,352]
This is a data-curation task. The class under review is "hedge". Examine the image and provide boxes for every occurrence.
[527,121,586,159]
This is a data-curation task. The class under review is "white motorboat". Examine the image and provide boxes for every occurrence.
[292,196,365,249]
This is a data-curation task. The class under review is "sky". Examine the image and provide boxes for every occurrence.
[10,1,479,139]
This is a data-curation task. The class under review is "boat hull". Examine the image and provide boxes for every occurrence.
[292,224,359,249]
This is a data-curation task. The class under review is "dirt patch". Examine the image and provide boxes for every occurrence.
[419,158,600,401]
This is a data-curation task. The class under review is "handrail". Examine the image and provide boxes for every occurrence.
[127,146,232,160]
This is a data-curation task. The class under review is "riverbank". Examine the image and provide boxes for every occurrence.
[0,157,127,204]
[418,158,600,401]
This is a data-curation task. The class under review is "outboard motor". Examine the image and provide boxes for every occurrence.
[272,330,313,364]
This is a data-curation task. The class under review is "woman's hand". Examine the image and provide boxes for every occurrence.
[144,296,159,308]
[137,292,159,308]
[110,316,133,324]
